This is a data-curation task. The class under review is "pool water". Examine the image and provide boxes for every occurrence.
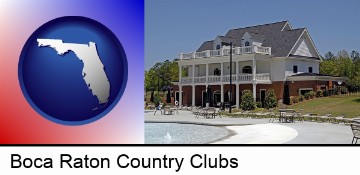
[145,123,229,144]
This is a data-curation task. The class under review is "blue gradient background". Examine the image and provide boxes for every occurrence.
[0,0,144,143]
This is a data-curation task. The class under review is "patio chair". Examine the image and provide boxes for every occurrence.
[269,112,281,123]
[304,113,318,122]
[343,117,360,125]
[317,114,332,123]
[350,119,360,144]
[330,115,346,124]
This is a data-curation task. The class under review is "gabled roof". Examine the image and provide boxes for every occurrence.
[196,40,213,52]
[196,21,320,59]
[217,36,236,44]
[247,32,265,42]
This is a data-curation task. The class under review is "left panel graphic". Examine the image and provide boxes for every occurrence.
[0,0,144,144]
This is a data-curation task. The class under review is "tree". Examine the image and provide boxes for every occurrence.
[324,51,335,60]
[264,89,277,109]
[240,90,256,110]
[337,49,350,59]
[351,51,360,61]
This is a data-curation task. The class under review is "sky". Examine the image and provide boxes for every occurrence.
[145,0,360,70]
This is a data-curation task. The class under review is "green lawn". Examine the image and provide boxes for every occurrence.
[288,96,360,118]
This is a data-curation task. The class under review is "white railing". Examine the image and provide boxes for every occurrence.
[179,45,271,60]
[210,50,221,57]
[238,74,253,81]
[256,73,271,81]
[194,76,207,83]
[195,51,207,58]
[179,73,270,84]
[180,77,193,84]
[222,75,237,82]
[208,75,222,83]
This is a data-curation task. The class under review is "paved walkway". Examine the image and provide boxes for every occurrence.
[145,110,354,144]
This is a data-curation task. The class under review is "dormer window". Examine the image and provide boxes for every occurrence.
[245,41,250,47]
[216,45,221,50]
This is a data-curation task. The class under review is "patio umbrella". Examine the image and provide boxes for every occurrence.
[166,89,171,103]
[283,81,290,105]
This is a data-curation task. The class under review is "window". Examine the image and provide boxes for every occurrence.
[216,45,221,50]
[308,67,313,73]
[214,68,221,76]
[293,65,298,73]
[245,41,250,47]
[242,66,252,74]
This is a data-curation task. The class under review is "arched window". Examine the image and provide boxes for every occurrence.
[242,66,252,74]
[245,41,250,47]
[214,68,221,76]
[216,45,221,50]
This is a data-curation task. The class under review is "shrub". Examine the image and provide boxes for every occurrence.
[256,101,263,108]
[264,89,278,109]
[308,91,316,99]
[316,89,323,98]
[240,90,256,110]
[153,93,162,107]
[323,90,328,97]
[299,95,304,102]
[289,96,294,105]
[293,96,299,103]
[304,92,310,100]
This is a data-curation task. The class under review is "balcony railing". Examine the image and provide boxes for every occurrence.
[179,45,271,60]
[180,73,270,84]
[256,73,270,81]
[208,75,222,83]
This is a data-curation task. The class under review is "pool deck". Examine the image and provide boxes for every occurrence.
[145,110,354,144]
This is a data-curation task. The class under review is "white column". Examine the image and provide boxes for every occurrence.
[192,64,195,83]
[221,62,223,82]
[252,58,256,81]
[192,85,195,107]
[206,63,209,83]
[221,84,224,102]
[236,61,239,82]
[236,84,240,108]
[179,65,182,83]
[179,85,183,108]
[252,83,256,101]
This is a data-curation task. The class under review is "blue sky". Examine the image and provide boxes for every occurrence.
[145,0,360,70]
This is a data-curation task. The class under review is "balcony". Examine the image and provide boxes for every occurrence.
[180,73,270,84]
[180,45,271,60]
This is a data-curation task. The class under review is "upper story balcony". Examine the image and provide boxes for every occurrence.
[179,45,271,60]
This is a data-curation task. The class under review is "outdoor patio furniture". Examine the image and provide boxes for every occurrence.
[317,114,332,123]
[162,106,174,115]
[343,117,360,125]
[304,113,318,122]
[278,109,295,123]
[350,119,360,144]
[330,115,346,124]
[269,112,280,123]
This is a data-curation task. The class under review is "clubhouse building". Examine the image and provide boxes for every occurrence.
[173,21,345,108]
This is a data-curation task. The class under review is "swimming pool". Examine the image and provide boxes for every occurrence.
[145,123,229,144]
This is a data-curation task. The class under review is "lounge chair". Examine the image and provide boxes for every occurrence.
[330,115,346,124]
[350,119,360,144]
[317,114,332,123]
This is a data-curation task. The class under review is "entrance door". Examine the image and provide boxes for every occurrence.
[213,91,221,107]
[260,89,266,106]
[202,91,207,107]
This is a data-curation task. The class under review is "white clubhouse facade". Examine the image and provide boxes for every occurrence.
[173,21,345,108]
